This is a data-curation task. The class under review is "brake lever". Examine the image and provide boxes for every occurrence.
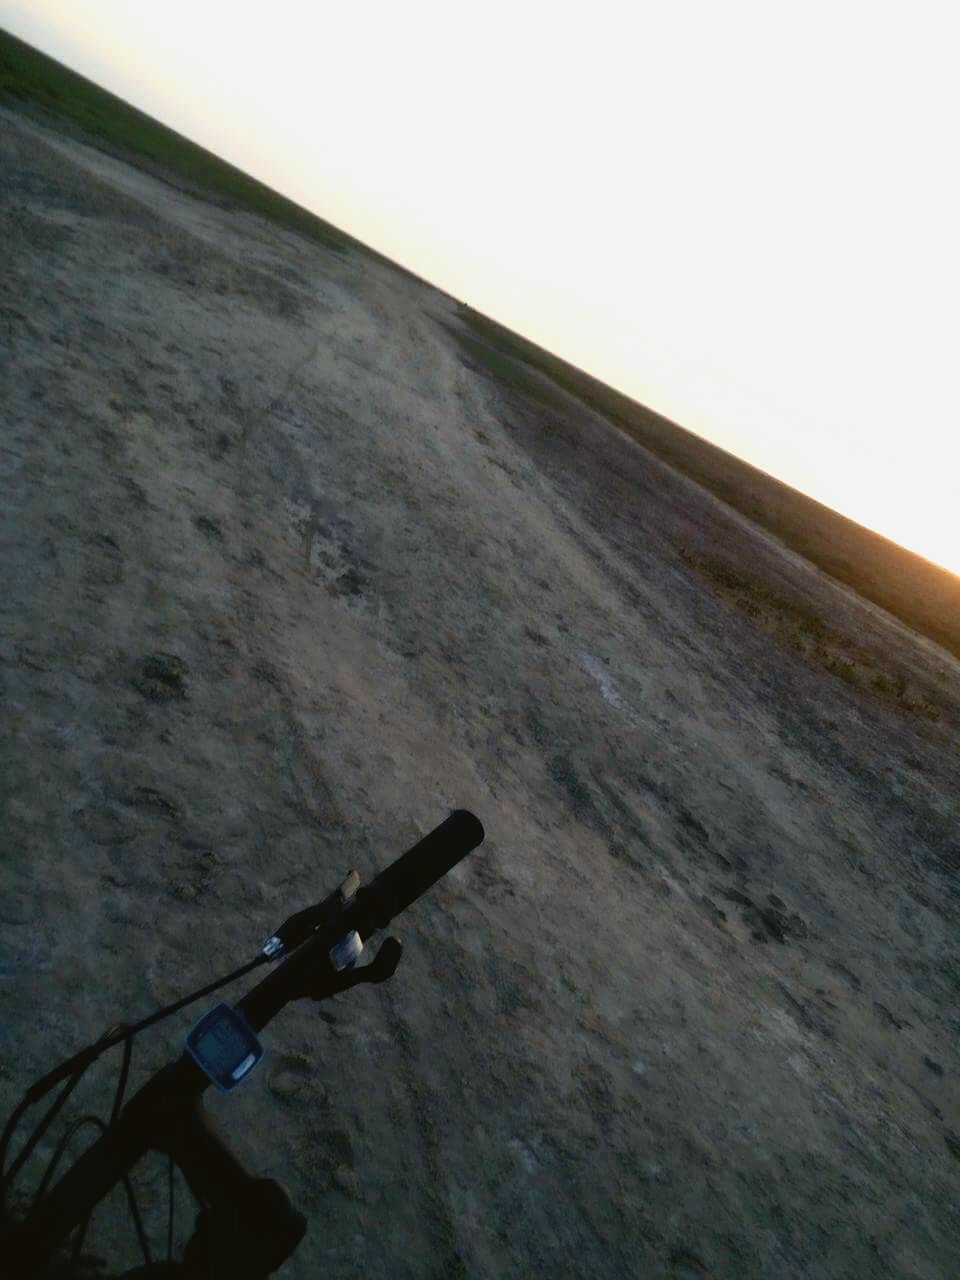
[262,871,361,959]
[309,938,403,1001]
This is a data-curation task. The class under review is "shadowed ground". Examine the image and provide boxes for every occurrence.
[2,103,959,1280]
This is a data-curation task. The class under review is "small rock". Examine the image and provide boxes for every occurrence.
[767,893,787,910]
[830,962,862,991]
[268,1061,328,1105]
[670,1249,719,1278]
[133,653,188,701]
[124,786,179,819]
[757,909,787,944]
[332,567,365,597]
[721,888,754,908]
[788,912,809,939]
[922,1056,944,1077]
[874,1002,908,1031]
[252,661,283,690]
[332,1164,363,1200]
[314,1126,354,1169]
[269,1070,308,1100]
[193,514,223,541]
[699,896,727,926]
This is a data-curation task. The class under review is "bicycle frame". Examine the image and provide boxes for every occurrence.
[4,810,484,1278]
[9,958,321,1278]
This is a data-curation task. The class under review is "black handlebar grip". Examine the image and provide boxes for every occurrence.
[362,810,484,926]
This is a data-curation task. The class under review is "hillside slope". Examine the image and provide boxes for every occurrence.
[3,25,959,664]
[2,106,959,1280]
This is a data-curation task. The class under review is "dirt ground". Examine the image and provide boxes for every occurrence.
[2,107,959,1279]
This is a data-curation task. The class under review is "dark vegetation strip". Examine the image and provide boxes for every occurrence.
[452,307,960,665]
[678,551,945,724]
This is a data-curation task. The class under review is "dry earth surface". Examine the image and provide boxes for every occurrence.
[2,107,960,1279]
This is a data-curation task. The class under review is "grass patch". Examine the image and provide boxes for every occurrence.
[452,329,568,413]
[452,304,960,665]
[681,550,944,724]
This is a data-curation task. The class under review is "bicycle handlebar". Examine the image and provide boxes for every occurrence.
[5,810,485,1278]
[361,809,485,924]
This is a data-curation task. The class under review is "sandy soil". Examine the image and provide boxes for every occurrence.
[2,108,959,1279]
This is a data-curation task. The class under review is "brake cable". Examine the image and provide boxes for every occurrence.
[0,871,360,1272]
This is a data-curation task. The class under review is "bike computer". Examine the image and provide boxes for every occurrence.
[185,1003,264,1092]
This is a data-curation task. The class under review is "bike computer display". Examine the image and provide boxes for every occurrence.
[185,1003,264,1092]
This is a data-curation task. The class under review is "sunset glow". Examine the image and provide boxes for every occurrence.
[3,1,957,574]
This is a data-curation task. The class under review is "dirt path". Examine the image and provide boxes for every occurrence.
[2,107,959,1279]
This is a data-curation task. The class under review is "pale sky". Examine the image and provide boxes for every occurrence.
[4,1,958,574]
